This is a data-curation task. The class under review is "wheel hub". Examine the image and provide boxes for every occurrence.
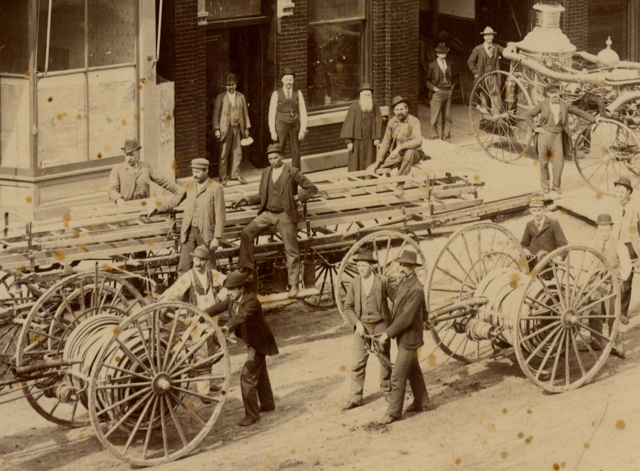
[561,309,579,328]
[152,372,172,395]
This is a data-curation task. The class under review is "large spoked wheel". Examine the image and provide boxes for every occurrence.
[335,231,427,324]
[299,249,348,311]
[574,118,640,196]
[427,223,528,363]
[89,301,230,467]
[15,271,146,427]
[469,70,534,162]
[514,246,621,393]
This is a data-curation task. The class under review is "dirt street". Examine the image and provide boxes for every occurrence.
[1,211,639,471]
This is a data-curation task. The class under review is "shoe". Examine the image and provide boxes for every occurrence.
[394,184,404,197]
[543,189,550,195]
[287,286,299,298]
[342,401,361,411]
[384,393,391,403]
[611,348,627,359]
[553,188,563,195]
[578,341,603,352]
[220,178,227,187]
[621,315,629,325]
[237,176,248,185]
[378,414,397,425]
[201,396,213,405]
[405,403,427,413]
[238,416,259,427]
[260,405,275,413]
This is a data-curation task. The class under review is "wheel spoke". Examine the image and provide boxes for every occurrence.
[536,326,564,380]
[519,320,561,343]
[142,397,159,459]
[165,395,188,448]
[524,324,562,365]
[104,391,153,438]
[114,337,155,377]
[569,328,587,377]
[167,390,207,428]
[122,394,155,455]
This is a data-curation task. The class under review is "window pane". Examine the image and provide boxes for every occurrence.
[38,0,86,72]
[88,0,136,67]
[206,0,261,20]
[0,1,30,74]
[309,0,365,23]
[37,74,87,166]
[1,78,30,169]
[88,68,137,160]
[308,22,362,108]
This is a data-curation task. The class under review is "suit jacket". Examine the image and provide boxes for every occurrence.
[520,217,569,256]
[180,179,226,244]
[386,272,426,350]
[107,161,185,206]
[611,200,640,257]
[206,292,279,356]
[468,43,504,79]
[343,274,392,327]
[213,91,251,140]
[425,59,454,93]
[247,164,318,224]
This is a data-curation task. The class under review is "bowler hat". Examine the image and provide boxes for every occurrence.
[280,67,296,78]
[357,83,373,94]
[480,26,497,36]
[267,143,283,156]
[122,139,141,154]
[613,176,634,194]
[192,245,210,260]
[395,250,422,266]
[390,96,409,109]
[353,249,377,264]
[596,213,614,226]
[529,200,544,208]
[190,158,210,170]
[435,42,450,54]
[224,271,247,289]
[545,81,561,94]
[225,73,238,85]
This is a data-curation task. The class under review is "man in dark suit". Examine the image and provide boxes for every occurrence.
[234,143,318,297]
[342,249,393,410]
[520,200,568,272]
[525,81,598,195]
[207,271,279,426]
[426,43,454,141]
[213,73,251,185]
[377,250,430,425]
[178,158,226,275]
[468,27,504,114]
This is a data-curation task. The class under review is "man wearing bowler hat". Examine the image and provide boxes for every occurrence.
[268,67,308,169]
[233,143,318,298]
[213,73,251,186]
[108,138,185,206]
[342,249,393,411]
[525,81,597,196]
[178,158,226,275]
[206,271,279,426]
[340,83,383,171]
[468,26,504,114]
[371,96,423,197]
[377,250,431,425]
[520,199,568,272]
[611,176,639,324]
[426,42,455,141]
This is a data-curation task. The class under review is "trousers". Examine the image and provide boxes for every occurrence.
[380,149,421,177]
[429,90,453,140]
[622,242,636,317]
[276,120,301,169]
[386,344,429,419]
[241,347,275,420]
[348,322,391,404]
[178,226,217,275]
[537,131,564,192]
[219,125,243,180]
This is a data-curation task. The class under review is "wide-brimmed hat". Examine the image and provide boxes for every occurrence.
[267,143,283,156]
[240,136,254,147]
[357,83,373,94]
[353,249,377,264]
[280,67,296,79]
[395,250,422,266]
[613,176,634,194]
[435,42,450,54]
[224,271,247,289]
[122,139,141,154]
[192,245,210,260]
[596,213,614,226]
[529,200,544,208]
[545,81,561,94]
[481,26,497,36]
[391,96,409,109]
[225,73,238,85]
[190,158,210,170]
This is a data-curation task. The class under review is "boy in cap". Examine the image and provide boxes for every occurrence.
[206,271,279,426]
[342,249,393,411]
[426,43,455,141]
[213,73,251,185]
[108,138,185,206]
[520,199,568,271]
[525,82,598,196]
[178,158,226,275]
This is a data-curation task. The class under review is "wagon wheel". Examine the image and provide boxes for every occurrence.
[514,246,621,392]
[89,301,230,466]
[573,118,640,196]
[335,231,427,324]
[15,271,146,427]
[427,223,528,363]
[469,70,534,162]
[299,249,347,311]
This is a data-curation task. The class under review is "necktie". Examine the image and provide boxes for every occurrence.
[287,91,291,101]
[622,207,626,218]
[602,242,607,254]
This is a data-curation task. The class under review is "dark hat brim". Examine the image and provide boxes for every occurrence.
[395,257,422,266]
[391,98,410,109]
[122,145,142,153]
[353,256,377,264]
[614,181,634,193]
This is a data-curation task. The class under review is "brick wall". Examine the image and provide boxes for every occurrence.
[561,0,588,52]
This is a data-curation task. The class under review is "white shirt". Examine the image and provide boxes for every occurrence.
[361,274,374,296]
[535,216,546,233]
[160,268,228,303]
[597,238,632,281]
[268,88,308,135]
[438,59,447,73]
[271,165,284,183]
[550,103,561,125]
[611,198,640,245]
[227,92,236,107]
[483,42,494,57]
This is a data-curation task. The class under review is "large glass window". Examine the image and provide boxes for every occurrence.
[307,0,367,109]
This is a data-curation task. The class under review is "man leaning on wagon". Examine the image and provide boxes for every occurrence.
[108,138,185,206]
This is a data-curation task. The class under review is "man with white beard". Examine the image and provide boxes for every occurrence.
[340,83,383,171]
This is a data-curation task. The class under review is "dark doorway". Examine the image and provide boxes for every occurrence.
[205,24,267,178]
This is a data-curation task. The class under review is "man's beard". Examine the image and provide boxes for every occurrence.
[359,96,373,113]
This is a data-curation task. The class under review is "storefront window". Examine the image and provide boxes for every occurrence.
[308,0,367,109]
[0,1,30,74]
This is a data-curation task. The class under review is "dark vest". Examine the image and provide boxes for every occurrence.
[434,61,452,89]
[276,88,300,123]
[265,172,284,213]
[359,284,383,324]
